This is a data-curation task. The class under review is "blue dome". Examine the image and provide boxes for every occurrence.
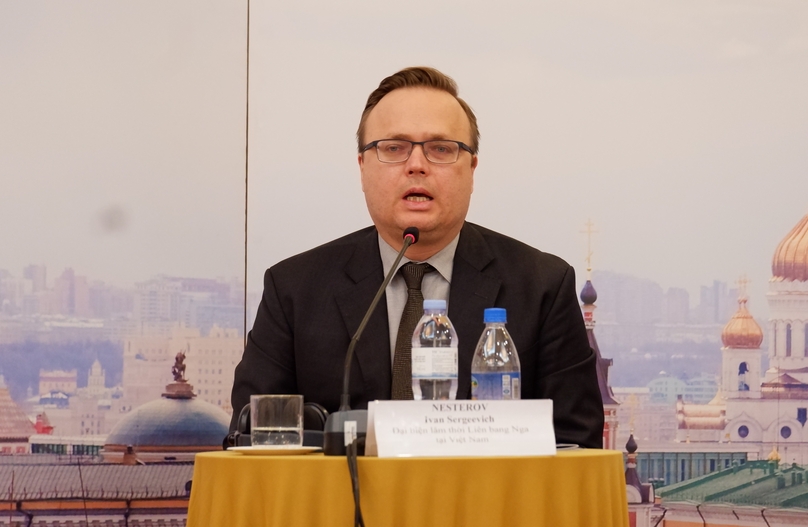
[106,398,229,448]
[580,280,598,305]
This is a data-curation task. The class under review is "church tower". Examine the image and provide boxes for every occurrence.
[579,220,619,449]
[768,212,808,373]
[720,280,763,400]
[87,359,105,397]
[581,278,620,449]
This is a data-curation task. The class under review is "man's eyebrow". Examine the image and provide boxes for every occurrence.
[387,133,451,141]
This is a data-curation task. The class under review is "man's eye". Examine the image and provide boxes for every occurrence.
[381,142,407,153]
[428,143,456,154]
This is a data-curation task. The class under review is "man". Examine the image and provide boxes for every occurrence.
[231,67,604,448]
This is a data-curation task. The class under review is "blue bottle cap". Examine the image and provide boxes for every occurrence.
[423,299,446,311]
[483,308,507,323]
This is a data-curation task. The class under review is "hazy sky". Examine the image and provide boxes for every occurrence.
[2,1,807,316]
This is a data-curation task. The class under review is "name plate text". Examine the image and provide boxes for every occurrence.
[365,400,555,457]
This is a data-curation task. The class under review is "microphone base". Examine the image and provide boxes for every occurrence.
[323,409,368,456]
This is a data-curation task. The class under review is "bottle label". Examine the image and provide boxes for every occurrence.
[412,346,458,378]
[471,372,521,400]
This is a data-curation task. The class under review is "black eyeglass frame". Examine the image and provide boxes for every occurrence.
[360,139,475,164]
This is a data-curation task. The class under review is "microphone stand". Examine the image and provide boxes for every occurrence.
[323,227,418,455]
[323,227,419,527]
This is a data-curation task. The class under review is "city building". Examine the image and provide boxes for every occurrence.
[0,459,193,526]
[613,387,678,445]
[647,374,688,404]
[645,372,718,404]
[4,363,226,526]
[122,331,175,410]
[122,325,242,414]
[693,280,739,326]
[23,264,47,293]
[27,360,126,438]
[684,373,720,404]
[613,384,752,485]
[38,369,77,396]
[587,270,739,353]
[657,452,808,526]
[134,275,243,336]
[29,434,105,456]
[677,211,808,463]
[52,268,91,317]
[86,358,106,396]
[628,442,752,487]
[0,267,240,344]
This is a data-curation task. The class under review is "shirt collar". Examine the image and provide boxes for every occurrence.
[378,231,459,283]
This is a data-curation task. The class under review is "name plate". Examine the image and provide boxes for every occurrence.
[365,400,555,457]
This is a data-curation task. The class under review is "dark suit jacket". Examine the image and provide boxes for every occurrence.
[230,222,604,448]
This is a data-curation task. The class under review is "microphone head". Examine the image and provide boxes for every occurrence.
[403,227,419,244]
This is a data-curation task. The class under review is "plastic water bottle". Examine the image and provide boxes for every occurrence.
[471,308,521,400]
[411,299,458,400]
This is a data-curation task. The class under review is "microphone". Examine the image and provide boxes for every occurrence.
[403,226,419,245]
[323,227,420,455]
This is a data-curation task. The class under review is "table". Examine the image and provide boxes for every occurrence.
[187,449,629,527]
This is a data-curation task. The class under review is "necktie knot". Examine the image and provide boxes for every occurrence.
[400,262,433,290]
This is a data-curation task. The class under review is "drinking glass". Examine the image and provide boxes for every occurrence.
[250,394,303,446]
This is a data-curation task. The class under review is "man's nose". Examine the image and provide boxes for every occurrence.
[406,144,428,174]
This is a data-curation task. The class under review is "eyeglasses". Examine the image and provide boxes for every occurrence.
[360,139,474,164]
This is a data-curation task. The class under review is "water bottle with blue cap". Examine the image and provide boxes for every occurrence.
[471,308,521,400]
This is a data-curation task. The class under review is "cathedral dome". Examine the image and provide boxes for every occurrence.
[103,353,230,463]
[721,298,763,349]
[772,212,808,281]
[105,397,229,449]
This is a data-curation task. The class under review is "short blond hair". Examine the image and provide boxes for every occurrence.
[356,66,479,154]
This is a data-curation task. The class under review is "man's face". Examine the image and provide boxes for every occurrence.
[359,87,477,255]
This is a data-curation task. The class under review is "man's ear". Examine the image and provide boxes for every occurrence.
[358,153,366,192]
[470,155,477,193]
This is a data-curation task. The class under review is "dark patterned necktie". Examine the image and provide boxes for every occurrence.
[391,262,434,400]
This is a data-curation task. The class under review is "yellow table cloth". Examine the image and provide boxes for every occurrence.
[187,449,629,527]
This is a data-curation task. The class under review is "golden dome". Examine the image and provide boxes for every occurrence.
[772,212,808,281]
[721,298,763,349]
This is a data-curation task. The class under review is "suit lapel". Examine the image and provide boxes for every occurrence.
[449,223,501,399]
[332,223,500,402]
[334,229,393,401]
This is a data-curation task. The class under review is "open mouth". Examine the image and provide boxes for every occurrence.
[404,190,433,202]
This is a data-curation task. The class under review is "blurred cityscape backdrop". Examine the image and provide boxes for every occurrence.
[1,1,807,526]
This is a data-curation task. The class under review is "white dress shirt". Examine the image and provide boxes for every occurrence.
[378,233,459,362]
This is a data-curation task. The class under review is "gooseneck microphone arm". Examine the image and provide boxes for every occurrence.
[339,227,419,411]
